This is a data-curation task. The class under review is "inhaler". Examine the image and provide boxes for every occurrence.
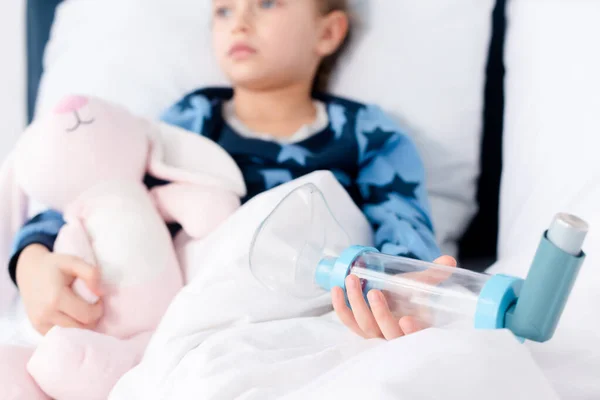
[249,184,589,342]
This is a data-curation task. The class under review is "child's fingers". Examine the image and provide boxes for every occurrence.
[367,290,404,340]
[33,322,53,336]
[345,275,382,339]
[51,312,86,330]
[399,255,458,288]
[434,255,457,267]
[399,316,429,335]
[58,289,103,327]
[58,257,102,295]
[332,287,365,338]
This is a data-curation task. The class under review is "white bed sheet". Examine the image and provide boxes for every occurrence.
[1,171,597,399]
[0,297,42,348]
[106,172,585,400]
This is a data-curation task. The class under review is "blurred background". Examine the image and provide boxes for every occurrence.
[0,0,26,161]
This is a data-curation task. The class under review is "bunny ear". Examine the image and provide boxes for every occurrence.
[147,122,246,197]
[0,154,28,314]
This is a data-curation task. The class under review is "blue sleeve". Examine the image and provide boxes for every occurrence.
[355,105,441,262]
[159,92,213,134]
[8,210,65,285]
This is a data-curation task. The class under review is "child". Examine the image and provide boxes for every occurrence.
[10,0,455,341]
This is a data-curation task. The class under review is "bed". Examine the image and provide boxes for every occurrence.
[3,0,599,398]
[25,0,505,269]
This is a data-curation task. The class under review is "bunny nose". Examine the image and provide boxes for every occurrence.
[54,95,89,114]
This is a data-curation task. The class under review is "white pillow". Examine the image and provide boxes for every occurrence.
[36,0,226,118]
[330,0,495,256]
[499,0,600,269]
[36,0,496,257]
[497,1,600,398]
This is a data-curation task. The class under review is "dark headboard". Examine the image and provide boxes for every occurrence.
[459,0,506,269]
[26,0,506,269]
[26,0,63,123]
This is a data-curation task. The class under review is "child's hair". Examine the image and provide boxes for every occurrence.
[313,0,352,93]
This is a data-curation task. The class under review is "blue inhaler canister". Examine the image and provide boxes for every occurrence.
[249,184,588,342]
[503,214,587,342]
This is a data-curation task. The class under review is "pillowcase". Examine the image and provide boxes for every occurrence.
[35,0,496,256]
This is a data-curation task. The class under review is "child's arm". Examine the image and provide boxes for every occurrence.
[333,105,447,339]
[355,106,441,262]
[8,210,65,284]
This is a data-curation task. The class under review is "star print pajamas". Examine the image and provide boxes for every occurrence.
[7,88,441,285]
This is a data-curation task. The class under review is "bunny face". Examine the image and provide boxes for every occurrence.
[12,96,153,212]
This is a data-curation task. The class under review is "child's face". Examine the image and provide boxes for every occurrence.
[212,0,340,90]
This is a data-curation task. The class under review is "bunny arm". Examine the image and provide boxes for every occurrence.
[0,345,50,400]
[150,183,240,239]
[27,327,153,400]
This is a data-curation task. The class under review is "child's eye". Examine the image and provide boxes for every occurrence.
[259,0,277,9]
[214,6,232,18]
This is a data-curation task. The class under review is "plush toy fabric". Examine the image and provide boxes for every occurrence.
[0,95,246,400]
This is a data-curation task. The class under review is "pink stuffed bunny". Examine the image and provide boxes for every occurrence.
[0,95,246,400]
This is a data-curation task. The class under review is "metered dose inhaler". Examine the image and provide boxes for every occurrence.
[249,184,589,343]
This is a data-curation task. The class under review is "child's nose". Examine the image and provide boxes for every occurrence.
[232,6,252,32]
[54,95,89,114]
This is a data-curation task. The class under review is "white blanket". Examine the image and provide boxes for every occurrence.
[107,172,569,400]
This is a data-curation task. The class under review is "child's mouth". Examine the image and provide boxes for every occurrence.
[228,43,257,60]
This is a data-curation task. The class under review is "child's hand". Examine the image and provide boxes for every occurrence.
[16,244,104,335]
[332,255,457,340]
